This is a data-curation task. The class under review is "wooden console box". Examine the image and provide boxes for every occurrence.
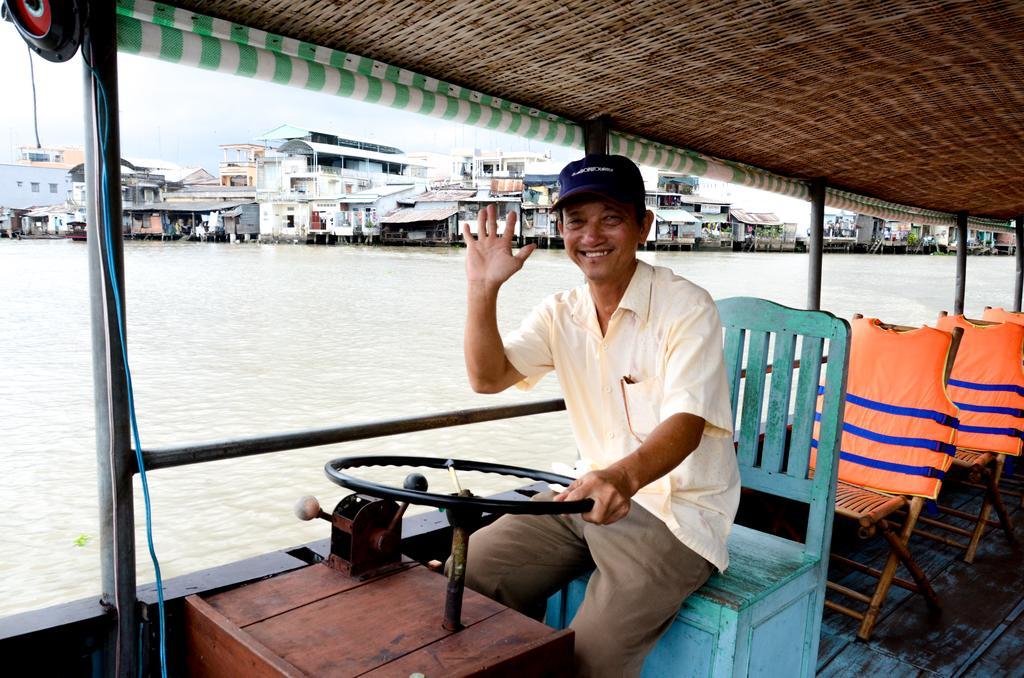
[185,561,574,677]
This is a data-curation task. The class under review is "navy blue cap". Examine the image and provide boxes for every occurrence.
[552,154,646,222]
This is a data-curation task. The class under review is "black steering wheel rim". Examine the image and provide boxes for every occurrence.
[324,455,593,515]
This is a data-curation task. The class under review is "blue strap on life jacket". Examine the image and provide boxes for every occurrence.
[954,423,1024,440]
[948,378,1024,397]
[818,386,958,427]
[953,401,1024,418]
[811,439,946,479]
[843,421,958,456]
[841,390,959,428]
[814,412,958,456]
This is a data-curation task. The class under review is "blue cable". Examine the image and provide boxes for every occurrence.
[86,57,168,678]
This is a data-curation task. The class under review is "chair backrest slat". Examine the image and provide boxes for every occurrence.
[716,297,850,560]
[737,330,771,469]
[788,335,825,481]
[723,325,746,432]
[762,331,797,474]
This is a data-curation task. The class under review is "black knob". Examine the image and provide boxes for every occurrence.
[403,473,428,492]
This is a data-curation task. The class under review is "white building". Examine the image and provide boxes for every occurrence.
[255,125,427,241]
[0,163,72,210]
[435,148,550,189]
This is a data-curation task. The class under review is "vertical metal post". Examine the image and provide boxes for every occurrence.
[1015,215,1024,312]
[84,1,137,675]
[807,178,826,310]
[583,115,612,155]
[955,211,968,314]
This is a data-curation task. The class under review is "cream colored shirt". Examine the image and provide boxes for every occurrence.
[504,260,740,571]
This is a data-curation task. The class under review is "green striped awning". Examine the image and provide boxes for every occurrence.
[114,0,1011,231]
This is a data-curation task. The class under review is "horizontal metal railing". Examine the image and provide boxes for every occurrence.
[140,398,567,472]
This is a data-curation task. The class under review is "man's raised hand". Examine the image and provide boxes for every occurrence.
[463,205,536,288]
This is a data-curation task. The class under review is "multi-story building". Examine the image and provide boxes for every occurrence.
[255,124,426,241]
[0,163,72,210]
[218,144,265,187]
[445,148,551,192]
[15,145,84,169]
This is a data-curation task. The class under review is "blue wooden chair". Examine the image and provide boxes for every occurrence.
[546,297,850,677]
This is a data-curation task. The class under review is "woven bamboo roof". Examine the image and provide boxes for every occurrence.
[151,1,1024,220]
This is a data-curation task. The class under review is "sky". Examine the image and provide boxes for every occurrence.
[0,25,815,227]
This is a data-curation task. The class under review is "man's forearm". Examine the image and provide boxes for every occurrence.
[464,283,519,393]
[609,412,706,495]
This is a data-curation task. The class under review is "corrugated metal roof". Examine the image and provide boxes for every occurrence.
[125,201,254,212]
[730,209,782,225]
[490,178,523,193]
[276,140,427,167]
[25,204,71,217]
[381,206,458,223]
[654,209,699,223]
[685,195,731,205]
[415,190,477,202]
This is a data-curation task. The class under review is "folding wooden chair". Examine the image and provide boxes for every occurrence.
[917,311,1020,562]
[817,316,961,641]
[980,306,1024,508]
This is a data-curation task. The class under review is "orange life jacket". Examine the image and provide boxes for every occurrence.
[813,317,958,498]
[935,314,1024,456]
[982,307,1024,327]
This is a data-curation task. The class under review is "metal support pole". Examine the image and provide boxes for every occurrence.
[807,178,826,310]
[84,1,137,675]
[955,211,968,314]
[1015,215,1024,312]
[583,115,612,155]
[443,523,470,631]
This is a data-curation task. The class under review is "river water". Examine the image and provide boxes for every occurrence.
[0,239,1017,616]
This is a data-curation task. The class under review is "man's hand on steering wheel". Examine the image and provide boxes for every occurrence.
[554,467,635,525]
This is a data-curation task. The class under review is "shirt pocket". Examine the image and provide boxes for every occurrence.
[620,376,663,441]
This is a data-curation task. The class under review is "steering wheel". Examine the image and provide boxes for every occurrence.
[324,455,593,515]
[324,455,593,632]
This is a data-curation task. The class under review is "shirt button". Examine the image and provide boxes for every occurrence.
[608,432,615,439]
[601,344,608,351]
[604,386,612,393]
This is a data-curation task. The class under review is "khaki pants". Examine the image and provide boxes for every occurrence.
[464,491,714,678]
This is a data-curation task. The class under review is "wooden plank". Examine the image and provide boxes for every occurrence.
[245,566,505,676]
[359,610,574,678]
[692,525,813,611]
[208,562,405,627]
[185,596,305,678]
[816,641,930,677]
[762,331,797,474]
[738,330,770,469]
[716,297,845,338]
[962,599,1024,677]
[815,626,851,672]
[740,466,814,503]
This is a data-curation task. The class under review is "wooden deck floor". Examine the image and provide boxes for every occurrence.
[816,477,1024,676]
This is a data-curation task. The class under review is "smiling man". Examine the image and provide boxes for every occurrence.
[461,154,740,677]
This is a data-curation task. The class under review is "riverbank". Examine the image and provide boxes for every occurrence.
[5,229,1012,256]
